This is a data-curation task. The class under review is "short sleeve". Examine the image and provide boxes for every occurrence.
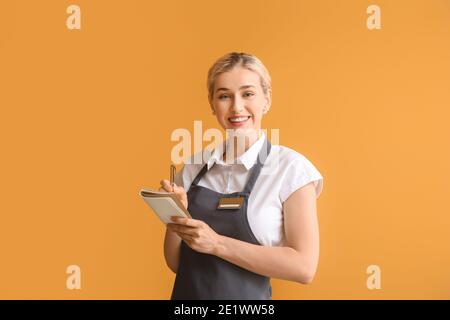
[279,156,324,203]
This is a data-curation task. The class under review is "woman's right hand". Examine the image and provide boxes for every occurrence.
[159,179,188,210]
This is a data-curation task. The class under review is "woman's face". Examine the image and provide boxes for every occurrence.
[210,66,271,135]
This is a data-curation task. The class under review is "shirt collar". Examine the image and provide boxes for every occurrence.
[206,132,266,171]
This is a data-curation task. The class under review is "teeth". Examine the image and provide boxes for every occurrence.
[229,116,249,123]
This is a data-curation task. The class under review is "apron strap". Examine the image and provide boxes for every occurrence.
[190,138,272,194]
[242,138,271,195]
[191,162,209,186]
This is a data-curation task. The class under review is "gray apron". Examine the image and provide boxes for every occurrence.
[171,138,272,300]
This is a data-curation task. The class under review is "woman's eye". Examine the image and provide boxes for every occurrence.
[243,92,255,97]
[219,95,229,99]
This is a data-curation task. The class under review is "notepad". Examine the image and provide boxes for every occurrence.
[139,188,192,224]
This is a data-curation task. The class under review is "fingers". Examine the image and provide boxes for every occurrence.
[158,187,168,193]
[172,185,188,202]
[168,224,196,244]
[172,183,185,193]
[176,232,194,243]
[171,216,201,227]
[159,179,174,192]
[167,223,196,236]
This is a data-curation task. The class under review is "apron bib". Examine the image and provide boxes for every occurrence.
[171,138,272,300]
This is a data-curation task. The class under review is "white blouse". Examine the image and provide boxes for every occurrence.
[174,132,324,247]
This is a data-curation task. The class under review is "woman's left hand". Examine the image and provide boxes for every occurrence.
[167,217,221,255]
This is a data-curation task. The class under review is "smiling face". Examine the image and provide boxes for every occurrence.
[210,66,271,137]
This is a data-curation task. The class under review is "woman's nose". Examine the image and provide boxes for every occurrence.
[231,96,245,113]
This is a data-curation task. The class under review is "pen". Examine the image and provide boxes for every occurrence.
[170,164,176,188]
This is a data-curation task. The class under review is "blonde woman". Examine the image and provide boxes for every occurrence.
[159,52,324,300]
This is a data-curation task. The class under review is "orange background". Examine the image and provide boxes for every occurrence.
[1,0,449,299]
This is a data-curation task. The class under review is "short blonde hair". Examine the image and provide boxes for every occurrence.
[207,52,272,104]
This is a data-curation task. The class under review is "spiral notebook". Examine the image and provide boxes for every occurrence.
[139,188,192,224]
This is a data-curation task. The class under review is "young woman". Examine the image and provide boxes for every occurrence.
[159,52,324,300]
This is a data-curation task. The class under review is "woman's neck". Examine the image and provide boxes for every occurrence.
[223,130,262,163]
